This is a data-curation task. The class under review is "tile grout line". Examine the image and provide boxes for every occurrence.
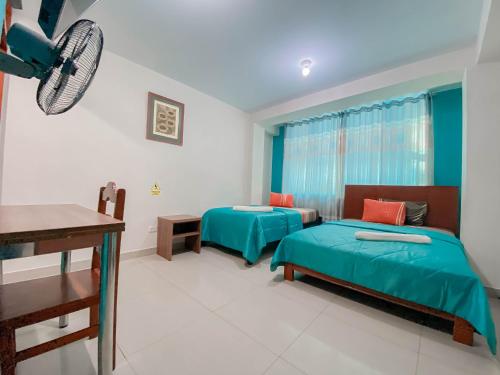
[416,327,497,375]
[282,302,328,354]
[201,247,279,287]
[137,252,331,372]
[211,285,327,361]
[413,355,421,375]
[263,280,336,309]
[271,303,330,374]
[131,255,279,365]
[137,256,216,312]
[414,332,423,375]
[116,344,138,374]
[139,248,276,293]
[117,322,188,363]
[210,279,335,361]
[118,346,140,375]
[117,257,220,361]
[129,254,421,370]
[278,357,309,375]
[259,354,308,375]
[135,253,429,374]
[213,307,281,357]
[207,283,260,312]
[260,357,281,375]
[320,296,423,354]
[139,254,259,313]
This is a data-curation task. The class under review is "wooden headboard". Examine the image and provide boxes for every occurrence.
[343,185,460,235]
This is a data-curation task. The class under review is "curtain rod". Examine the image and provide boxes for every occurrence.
[285,92,428,127]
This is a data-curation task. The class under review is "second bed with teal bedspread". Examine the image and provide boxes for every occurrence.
[271,220,497,354]
[202,207,303,263]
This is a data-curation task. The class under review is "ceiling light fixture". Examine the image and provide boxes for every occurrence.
[300,59,312,77]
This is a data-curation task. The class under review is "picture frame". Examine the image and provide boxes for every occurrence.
[146,92,184,146]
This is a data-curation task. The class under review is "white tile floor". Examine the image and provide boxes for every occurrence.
[8,247,500,375]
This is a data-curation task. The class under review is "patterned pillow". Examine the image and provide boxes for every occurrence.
[361,199,406,226]
[380,199,428,226]
[269,192,294,208]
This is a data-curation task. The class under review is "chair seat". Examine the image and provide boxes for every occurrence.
[0,270,99,329]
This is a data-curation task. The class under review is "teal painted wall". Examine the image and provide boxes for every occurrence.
[271,127,284,193]
[432,88,462,188]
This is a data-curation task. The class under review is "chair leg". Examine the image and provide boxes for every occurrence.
[89,247,100,339]
[59,251,72,328]
[89,305,99,339]
[0,328,17,375]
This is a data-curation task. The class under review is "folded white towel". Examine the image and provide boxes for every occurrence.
[355,231,431,244]
[233,205,273,212]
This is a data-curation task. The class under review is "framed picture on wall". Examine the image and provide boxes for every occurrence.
[146,92,184,146]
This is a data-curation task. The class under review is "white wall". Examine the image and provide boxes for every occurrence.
[476,0,500,63]
[250,124,273,205]
[461,61,500,289]
[0,50,252,274]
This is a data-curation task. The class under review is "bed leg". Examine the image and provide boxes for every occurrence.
[453,317,474,346]
[284,264,294,281]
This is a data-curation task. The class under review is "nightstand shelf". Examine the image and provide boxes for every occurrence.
[157,215,201,261]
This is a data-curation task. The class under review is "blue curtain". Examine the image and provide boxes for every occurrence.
[282,94,433,220]
[282,115,344,219]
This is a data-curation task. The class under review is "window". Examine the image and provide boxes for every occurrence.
[282,93,433,220]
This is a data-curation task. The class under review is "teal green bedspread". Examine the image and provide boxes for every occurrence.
[202,207,303,263]
[271,220,497,354]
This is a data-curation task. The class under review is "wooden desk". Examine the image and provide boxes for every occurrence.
[157,215,201,261]
[0,204,125,375]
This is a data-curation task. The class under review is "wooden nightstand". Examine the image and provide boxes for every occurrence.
[157,215,201,261]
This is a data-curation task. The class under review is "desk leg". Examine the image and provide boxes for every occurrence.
[0,260,3,284]
[98,232,117,375]
[58,251,72,328]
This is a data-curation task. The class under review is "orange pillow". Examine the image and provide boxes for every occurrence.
[270,192,294,208]
[361,199,406,226]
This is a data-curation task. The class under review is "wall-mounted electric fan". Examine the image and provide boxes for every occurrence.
[0,18,103,115]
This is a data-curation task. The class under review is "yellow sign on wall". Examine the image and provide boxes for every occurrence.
[151,183,161,196]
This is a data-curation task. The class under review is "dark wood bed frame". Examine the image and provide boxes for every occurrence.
[283,185,475,347]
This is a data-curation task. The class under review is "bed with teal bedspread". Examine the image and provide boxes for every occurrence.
[271,220,497,354]
[202,207,303,263]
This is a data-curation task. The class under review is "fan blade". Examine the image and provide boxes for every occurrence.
[42,72,70,114]
[68,22,96,63]
[0,52,36,78]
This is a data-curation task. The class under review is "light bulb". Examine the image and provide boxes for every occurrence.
[300,59,312,77]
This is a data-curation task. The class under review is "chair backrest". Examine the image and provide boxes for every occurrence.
[91,182,126,271]
[97,182,126,221]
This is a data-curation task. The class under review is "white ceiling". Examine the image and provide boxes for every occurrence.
[17,0,484,112]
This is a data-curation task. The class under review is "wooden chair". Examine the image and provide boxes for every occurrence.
[89,183,126,369]
[0,183,125,374]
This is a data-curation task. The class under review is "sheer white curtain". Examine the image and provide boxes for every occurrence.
[344,95,433,186]
[281,94,433,221]
[282,115,344,220]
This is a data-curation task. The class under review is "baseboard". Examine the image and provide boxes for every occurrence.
[2,247,156,284]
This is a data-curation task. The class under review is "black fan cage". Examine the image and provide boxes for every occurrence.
[37,19,104,115]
